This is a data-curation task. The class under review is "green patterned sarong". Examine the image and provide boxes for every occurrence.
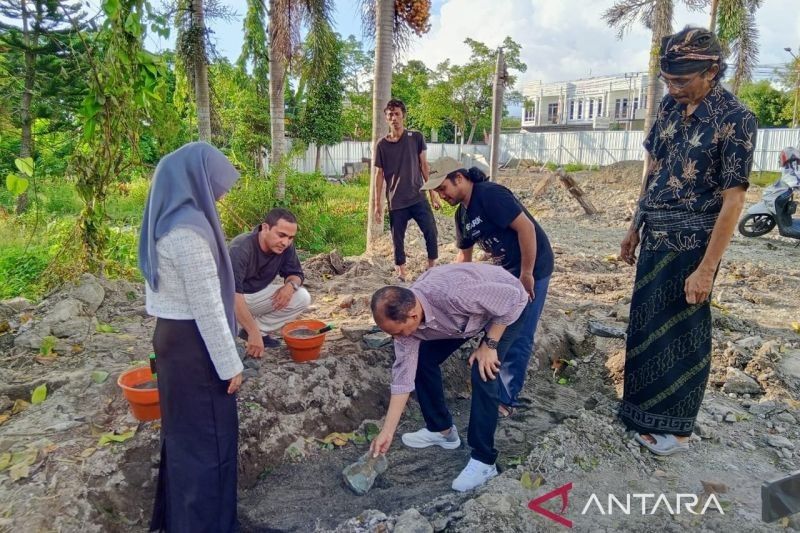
[618,246,711,437]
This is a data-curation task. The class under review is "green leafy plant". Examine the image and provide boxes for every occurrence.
[5,157,34,197]
[39,336,57,357]
[30,384,47,404]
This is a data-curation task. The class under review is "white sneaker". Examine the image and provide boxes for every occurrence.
[401,425,461,449]
[451,458,498,492]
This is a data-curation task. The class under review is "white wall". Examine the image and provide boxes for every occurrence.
[291,129,800,176]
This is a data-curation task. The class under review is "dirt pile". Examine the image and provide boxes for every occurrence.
[1,161,800,532]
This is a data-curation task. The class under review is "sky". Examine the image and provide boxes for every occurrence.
[147,0,799,88]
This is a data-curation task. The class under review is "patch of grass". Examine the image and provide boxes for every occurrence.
[543,162,598,172]
[106,178,151,223]
[749,171,780,188]
[1,167,373,300]
[0,232,50,299]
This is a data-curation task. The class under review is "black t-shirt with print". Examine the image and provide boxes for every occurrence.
[455,181,554,280]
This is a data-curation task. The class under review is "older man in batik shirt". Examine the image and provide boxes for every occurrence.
[618,26,757,456]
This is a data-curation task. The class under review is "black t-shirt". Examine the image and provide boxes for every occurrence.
[374,130,427,211]
[455,181,554,280]
[228,227,305,294]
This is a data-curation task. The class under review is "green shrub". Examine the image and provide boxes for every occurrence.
[0,244,50,299]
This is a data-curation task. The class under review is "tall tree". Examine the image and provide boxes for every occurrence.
[713,0,762,94]
[297,35,345,172]
[603,0,690,138]
[70,0,167,270]
[175,0,211,141]
[415,37,525,145]
[339,35,373,140]
[737,81,790,127]
[366,0,394,241]
[391,59,431,132]
[363,0,432,242]
[260,0,334,200]
[0,0,86,212]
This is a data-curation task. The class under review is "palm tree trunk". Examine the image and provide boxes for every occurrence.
[269,0,288,199]
[315,144,322,173]
[642,0,672,180]
[366,0,393,245]
[190,0,212,142]
[709,0,719,32]
[16,0,34,214]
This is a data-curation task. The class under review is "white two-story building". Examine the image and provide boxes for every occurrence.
[521,72,652,131]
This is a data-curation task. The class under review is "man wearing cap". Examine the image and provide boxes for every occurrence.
[368,263,535,492]
[618,27,756,456]
[422,157,553,420]
[373,98,441,281]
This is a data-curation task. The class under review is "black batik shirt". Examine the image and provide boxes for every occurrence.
[455,181,554,280]
[639,85,757,251]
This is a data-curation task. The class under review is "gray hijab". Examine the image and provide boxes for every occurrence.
[138,142,240,335]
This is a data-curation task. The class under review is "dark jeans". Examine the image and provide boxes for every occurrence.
[499,276,550,407]
[413,304,534,465]
[388,200,438,266]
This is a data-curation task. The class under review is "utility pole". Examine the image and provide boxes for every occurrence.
[785,47,799,129]
[489,48,507,181]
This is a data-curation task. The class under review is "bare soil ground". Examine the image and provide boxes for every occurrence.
[1,161,799,532]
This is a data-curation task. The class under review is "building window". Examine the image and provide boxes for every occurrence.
[524,104,536,122]
[548,103,559,124]
[588,99,594,119]
[633,97,639,110]
[597,99,602,117]
[642,95,647,110]
[577,101,583,119]
[568,100,574,120]
[615,98,629,119]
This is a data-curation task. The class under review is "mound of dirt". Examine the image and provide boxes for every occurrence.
[2,165,800,532]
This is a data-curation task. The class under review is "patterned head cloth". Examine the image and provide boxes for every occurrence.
[660,27,723,76]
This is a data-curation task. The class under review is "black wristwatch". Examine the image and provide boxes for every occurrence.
[483,337,499,350]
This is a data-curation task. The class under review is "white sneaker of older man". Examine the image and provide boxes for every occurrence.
[401,425,461,449]
[451,458,498,492]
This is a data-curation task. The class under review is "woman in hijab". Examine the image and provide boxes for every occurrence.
[139,142,243,532]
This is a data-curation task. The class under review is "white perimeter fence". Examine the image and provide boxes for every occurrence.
[289,128,800,176]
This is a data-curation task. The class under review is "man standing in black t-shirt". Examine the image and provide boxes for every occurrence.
[373,99,440,281]
[228,208,310,358]
[422,157,554,419]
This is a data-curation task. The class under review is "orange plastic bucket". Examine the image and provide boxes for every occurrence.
[117,366,161,421]
[281,319,328,363]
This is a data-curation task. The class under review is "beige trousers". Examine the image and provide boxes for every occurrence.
[243,283,311,334]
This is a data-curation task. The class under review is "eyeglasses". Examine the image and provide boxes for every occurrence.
[657,69,708,89]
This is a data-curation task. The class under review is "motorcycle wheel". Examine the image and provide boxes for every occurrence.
[738,213,776,237]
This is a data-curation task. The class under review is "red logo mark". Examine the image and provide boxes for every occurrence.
[528,482,573,528]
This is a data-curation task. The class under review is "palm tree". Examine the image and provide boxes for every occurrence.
[711,0,762,94]
[362,0,432,243]
[603,0,688,138]
[176,0,212,141]
[263,0,334,200]
[191,0,211,141]
[366,0,394,242]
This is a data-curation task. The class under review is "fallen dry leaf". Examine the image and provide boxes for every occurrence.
[11,400,29,415]
[80,447,96,458]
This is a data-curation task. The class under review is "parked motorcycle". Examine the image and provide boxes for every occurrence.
[738,147,800,244]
